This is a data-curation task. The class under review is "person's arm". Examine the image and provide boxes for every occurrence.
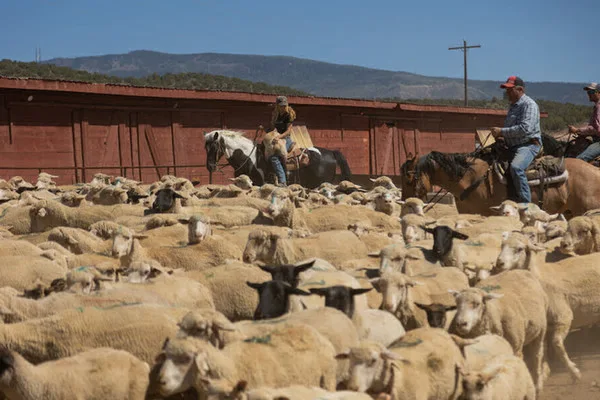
[500,101,538,141]
[575,105,600,137]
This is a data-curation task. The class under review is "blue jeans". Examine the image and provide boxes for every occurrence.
[509,142,541,203]
[270,136,293,185]
[577,141,600,162]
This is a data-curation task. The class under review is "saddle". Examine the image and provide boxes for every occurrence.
[484,141,567,184]
[285,142,310,171]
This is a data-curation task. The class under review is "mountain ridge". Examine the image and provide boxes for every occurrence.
[44,50,590,105]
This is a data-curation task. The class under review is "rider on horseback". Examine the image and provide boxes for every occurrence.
[569,82,600,162]
[490,76,542,204]
[269,96,296,187]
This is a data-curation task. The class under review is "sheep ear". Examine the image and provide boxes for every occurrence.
[380,349,403,361]
[448,289,461,298]
[368,251,381,258]
[452,230,469,240]
[335,349,350,360]
[445,305,457,311]
[420,225,435,234]
[258,264,276,274]
[133,234,149,239]
[414,302,429,311]
[350,287,373,296]
[501,231,510,241]
[309,288,327,296]
[527,240,546,252]
[177,218,191,225]
[483,293,504,301]
[294,259,316,273]
[246,281,264,291]
[407,279,424,287]
[287,287,311,296]
[65,234,79,245]
[489,205,502,214]
[369,278,381,290]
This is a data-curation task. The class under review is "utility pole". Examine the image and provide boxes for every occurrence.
[448,40,481,106]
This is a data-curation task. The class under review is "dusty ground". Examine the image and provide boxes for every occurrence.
[542,327,600,400]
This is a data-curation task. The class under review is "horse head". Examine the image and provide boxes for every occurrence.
[400,152,427,199]
[204,131,225,172]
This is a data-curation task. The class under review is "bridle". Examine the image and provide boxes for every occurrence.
[207,135,259,175]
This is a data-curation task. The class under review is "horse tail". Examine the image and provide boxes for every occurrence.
[332,150,352,182]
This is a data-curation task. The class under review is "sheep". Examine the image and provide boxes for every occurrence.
[558,215,600,255]
[0,347,149,400]
[370,176,397,190]
[400,213,432,244]
[0,303,189,365]
[90,173,113,186]
[422,225,500,276]
[449,269,549,392]
[189,261,271,321]
[493,231,600,381]
[229,175,254,190]
[201,380,374,400]
[489,200,520,218]
[0,240,44,257]
[543,219,568,241]
[336,328,465,399]
[370,192,396,216]
[145,188,187,214]
[0,254,68,291]
[89,220,132,239]
[0,273,207,323]
[143,215,180,230]
[450,334,515,372]
[177,215,212,244]
[414,303,458,329]
[517,202,566,228]
[308,285,405,347]
[265,196,401,233]
[28,199,141,233]
[176,307,360,385]
[370,268,467,330]
[112,228,242,271]
[368,243,440,276]
[91,185,129,205]
[458,354,536,400]
[59,191,88,207]
[156,326,338,397]
[398,197,425,217]
[242,229,368,269]
[47,226,112,255]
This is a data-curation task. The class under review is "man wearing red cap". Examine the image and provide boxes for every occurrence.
[490,76,542,204]
[569,83,600,162]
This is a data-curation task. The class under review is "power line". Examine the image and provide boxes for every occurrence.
[448,40,481,106]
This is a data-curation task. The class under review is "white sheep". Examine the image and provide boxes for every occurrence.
[156,326,337,397]
[494,231,600,381]
[459,354,536,400]
[449,269,549,392]
[0,347,150,400]
[336,328,465,399]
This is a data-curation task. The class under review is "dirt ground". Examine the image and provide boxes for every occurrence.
[541,327,600,400]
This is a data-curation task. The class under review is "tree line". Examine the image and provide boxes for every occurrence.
[0,59,591,133]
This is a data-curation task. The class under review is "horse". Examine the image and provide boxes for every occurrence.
[204,129,353,189]
[400,144,600,218]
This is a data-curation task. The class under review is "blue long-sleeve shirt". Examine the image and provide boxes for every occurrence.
[500,94,542,147]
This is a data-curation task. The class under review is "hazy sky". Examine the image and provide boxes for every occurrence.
[1,0,597,83]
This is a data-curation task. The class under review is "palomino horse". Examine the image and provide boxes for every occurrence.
[204,130,352,188]
[400,150,600,218]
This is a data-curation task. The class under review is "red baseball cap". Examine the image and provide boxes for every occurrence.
[500,76,525,88]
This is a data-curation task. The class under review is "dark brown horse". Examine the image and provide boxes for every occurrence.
[400,149,600,218]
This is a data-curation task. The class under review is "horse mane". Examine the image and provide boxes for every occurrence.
[205,129,251,142]
[416,151,475,180]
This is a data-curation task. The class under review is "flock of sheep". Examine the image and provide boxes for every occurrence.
[0,170,596,399]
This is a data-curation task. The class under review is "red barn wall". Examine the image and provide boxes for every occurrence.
[0,81,511,185]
